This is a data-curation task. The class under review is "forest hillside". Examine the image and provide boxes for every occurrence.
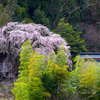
[0,0,100,100]
[0,0,100,54]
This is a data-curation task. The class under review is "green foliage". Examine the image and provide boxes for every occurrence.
[16,0,88,29]
[0,0,10,7]
[12,40,47,100]
[28,52,46,100]
[64,63,80,99]
[78,59,100,99]
[12,40,100,100]
[42,70,57,95]
[42,48,69,99]
[0,0,17,27]
[19,40,33,71]
[0,12,10,27]
[15,0,100,31]
[69,56,100,99]
[23,18,34,24]
[12,40,70,100]
[42,62,69,99]
[56,46,67,67]
[12,40,33,100]
[14,5,25,21]
[32,8,50,28]
[0,4,10,27]
[53,18,87,59]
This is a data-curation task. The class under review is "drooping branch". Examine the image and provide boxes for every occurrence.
[52,0,90,27]
[0,22,72,74]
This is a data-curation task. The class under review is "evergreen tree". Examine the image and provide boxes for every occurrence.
[53,18,87,59]
[0,0,17,27]
[32,8,50,28]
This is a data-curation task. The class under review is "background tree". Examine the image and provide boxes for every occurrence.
[16,0,90,29]
[53,18,87,60]
[0,0,17,27]
[32,8,50,28]
[0,0,98,52]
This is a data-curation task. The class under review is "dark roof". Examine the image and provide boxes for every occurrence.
[80,52,100,55]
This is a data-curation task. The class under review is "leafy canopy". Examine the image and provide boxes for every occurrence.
[69,56,100,99]
[12,40,70,100]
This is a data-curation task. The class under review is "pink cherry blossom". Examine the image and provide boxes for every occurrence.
[0,22,72,75]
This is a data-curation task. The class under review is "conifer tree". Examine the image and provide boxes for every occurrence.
[53,18,87,59]
[0,0,17,27]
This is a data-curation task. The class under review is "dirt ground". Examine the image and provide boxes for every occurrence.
[0,80,14,100]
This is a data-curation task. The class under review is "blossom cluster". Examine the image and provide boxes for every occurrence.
[0,22,72,73]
